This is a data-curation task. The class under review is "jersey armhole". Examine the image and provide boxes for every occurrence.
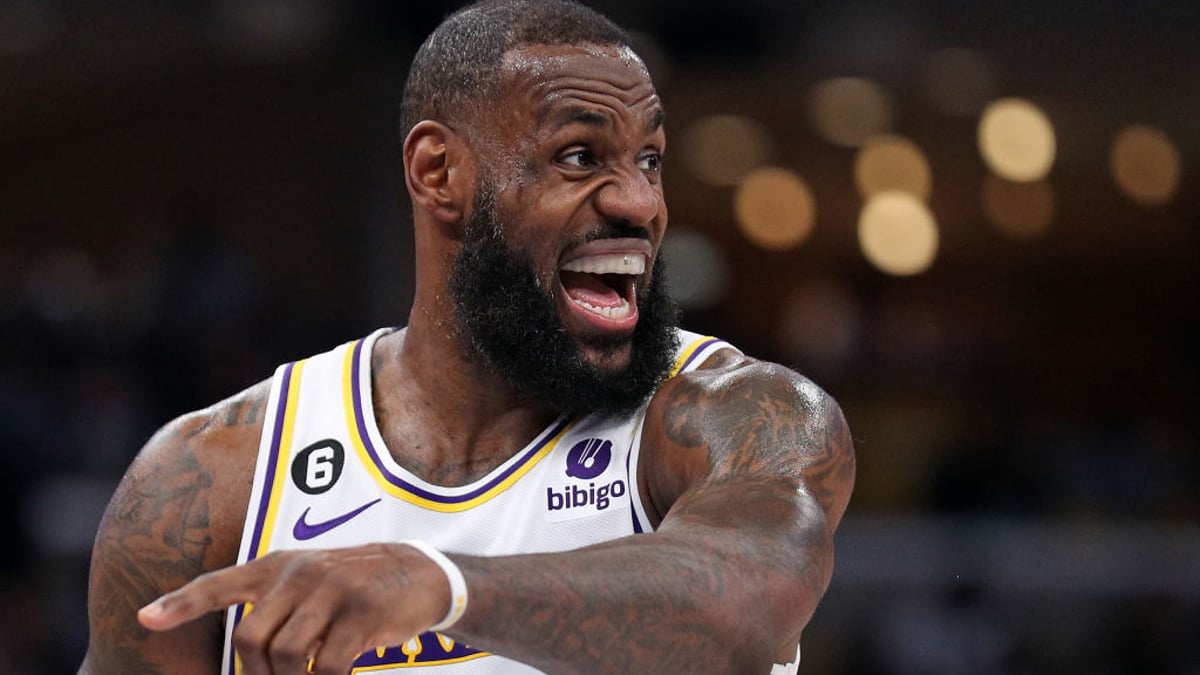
[221,360,295,675]
[626,414,654,533]
[629,335,743,533]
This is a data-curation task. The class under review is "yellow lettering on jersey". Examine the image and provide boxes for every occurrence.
[401,636,423,662]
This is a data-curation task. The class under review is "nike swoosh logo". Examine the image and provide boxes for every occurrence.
[293,498,382,541]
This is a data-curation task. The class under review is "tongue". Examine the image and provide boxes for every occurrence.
[561,271,624,308]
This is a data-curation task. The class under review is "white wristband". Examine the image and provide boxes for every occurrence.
[401,540,468,632]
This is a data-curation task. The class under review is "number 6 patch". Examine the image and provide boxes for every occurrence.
[291,439,345,495]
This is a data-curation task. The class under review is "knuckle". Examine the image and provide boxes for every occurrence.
[268,640,305,665]
[233,627,268,656]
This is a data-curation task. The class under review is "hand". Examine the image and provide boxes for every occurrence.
[138,543,451,675]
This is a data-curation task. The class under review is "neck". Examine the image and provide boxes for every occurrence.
[371,300,559,486]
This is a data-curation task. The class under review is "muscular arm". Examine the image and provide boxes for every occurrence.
[142,355,854,675]
[450,355,855,673]
[80,384,268,674]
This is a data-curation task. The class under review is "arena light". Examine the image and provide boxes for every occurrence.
[978,97,1056,182]
[1110,124,1182,207]
[982,174,1055,239]
[734,167,817,251]
[776,280,862,371]
[809,77,893,148]
[682,115,774,187]
[661,229,730,310]
[857,191,938,276]
[854,134,932,201]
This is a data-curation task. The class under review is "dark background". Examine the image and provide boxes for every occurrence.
[1,1,1197,673]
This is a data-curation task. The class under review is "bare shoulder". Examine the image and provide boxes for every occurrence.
[82,378,272,673]
[640,349,856,528]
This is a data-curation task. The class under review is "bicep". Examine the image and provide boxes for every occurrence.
[647,359,856,532]
[641,360,855,652]
[83,415,237,673]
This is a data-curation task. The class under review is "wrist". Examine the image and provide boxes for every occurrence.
[400,540,468,632]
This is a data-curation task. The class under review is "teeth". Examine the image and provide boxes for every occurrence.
[573,296,632,319]
[561,253,645,275]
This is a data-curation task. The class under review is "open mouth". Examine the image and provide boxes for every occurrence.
[558,249,647,330]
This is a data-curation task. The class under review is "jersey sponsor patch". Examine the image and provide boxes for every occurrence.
[545,437,629,522]
[565,437,611,479]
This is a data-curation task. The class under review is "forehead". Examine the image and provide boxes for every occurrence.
[496,43,662,135]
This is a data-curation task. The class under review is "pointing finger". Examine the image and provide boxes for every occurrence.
[138,564,264,631]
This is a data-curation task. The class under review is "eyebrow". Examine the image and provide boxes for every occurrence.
[547,105,611,130]
[543,105,666,134]
[647,108,665,134]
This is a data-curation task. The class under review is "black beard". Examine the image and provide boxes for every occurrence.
[448,192,680,418]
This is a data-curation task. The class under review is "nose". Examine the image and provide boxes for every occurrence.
[593,165,662,230]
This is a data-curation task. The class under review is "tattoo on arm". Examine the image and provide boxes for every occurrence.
[222,399,254,428]
[662,362,855,523]
[87,420,220,672]
[455,362,855,673]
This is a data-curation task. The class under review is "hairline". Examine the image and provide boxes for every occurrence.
[399,0,637,142]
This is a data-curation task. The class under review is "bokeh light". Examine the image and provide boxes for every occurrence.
[660,229,730,310]
[776,280,863,372]
[978,97,1056,182]
[857,191,939,275]
[854,134,933,201]
[682,114,773,187]
[733,167,817,250]
[919,47,998,117]
[982,174,1055,239]
[1110,124,1182,206]
[809,77,893,147]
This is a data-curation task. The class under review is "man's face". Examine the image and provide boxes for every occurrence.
[448,43,679,416]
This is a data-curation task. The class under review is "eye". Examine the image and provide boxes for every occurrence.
[637,151,663,173]
[558,147,597,169]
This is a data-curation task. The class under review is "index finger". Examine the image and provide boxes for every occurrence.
[138,563,262,632]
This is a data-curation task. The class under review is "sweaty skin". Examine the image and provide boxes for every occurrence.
[82,43,855,675]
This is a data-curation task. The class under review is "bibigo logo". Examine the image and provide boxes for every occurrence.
[546,438,627,517]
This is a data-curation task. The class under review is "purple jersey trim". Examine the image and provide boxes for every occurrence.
[678,337,725,373]
[245,360,295,561]
[229,360,297,674]
[349,338,570,505]
[625,443,645,534]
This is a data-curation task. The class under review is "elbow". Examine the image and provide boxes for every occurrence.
[719,518,834,670]
[729,509,835,662]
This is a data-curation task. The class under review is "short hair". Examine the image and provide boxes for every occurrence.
[399,0,633,140]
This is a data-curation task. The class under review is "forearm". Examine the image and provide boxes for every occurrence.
[449,516,832,675]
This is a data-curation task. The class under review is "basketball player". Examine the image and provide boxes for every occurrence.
[81,1,855,673]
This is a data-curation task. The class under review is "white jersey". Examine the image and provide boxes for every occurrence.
[222,328,799,675]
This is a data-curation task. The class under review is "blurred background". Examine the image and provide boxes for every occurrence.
[1,0,1197,673]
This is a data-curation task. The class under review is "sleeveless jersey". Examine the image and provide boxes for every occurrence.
[222,328,800,675]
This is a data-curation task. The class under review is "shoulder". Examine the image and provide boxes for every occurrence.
[148,379,274,561]
[84,378,274,672]
[639,349,855,527]
[101,377,273,578]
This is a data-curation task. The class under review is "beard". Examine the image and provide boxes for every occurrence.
[448,189,680,418]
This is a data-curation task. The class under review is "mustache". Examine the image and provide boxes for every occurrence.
[583,222,652,243]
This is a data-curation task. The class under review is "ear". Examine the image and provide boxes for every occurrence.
[403,120,475,225]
